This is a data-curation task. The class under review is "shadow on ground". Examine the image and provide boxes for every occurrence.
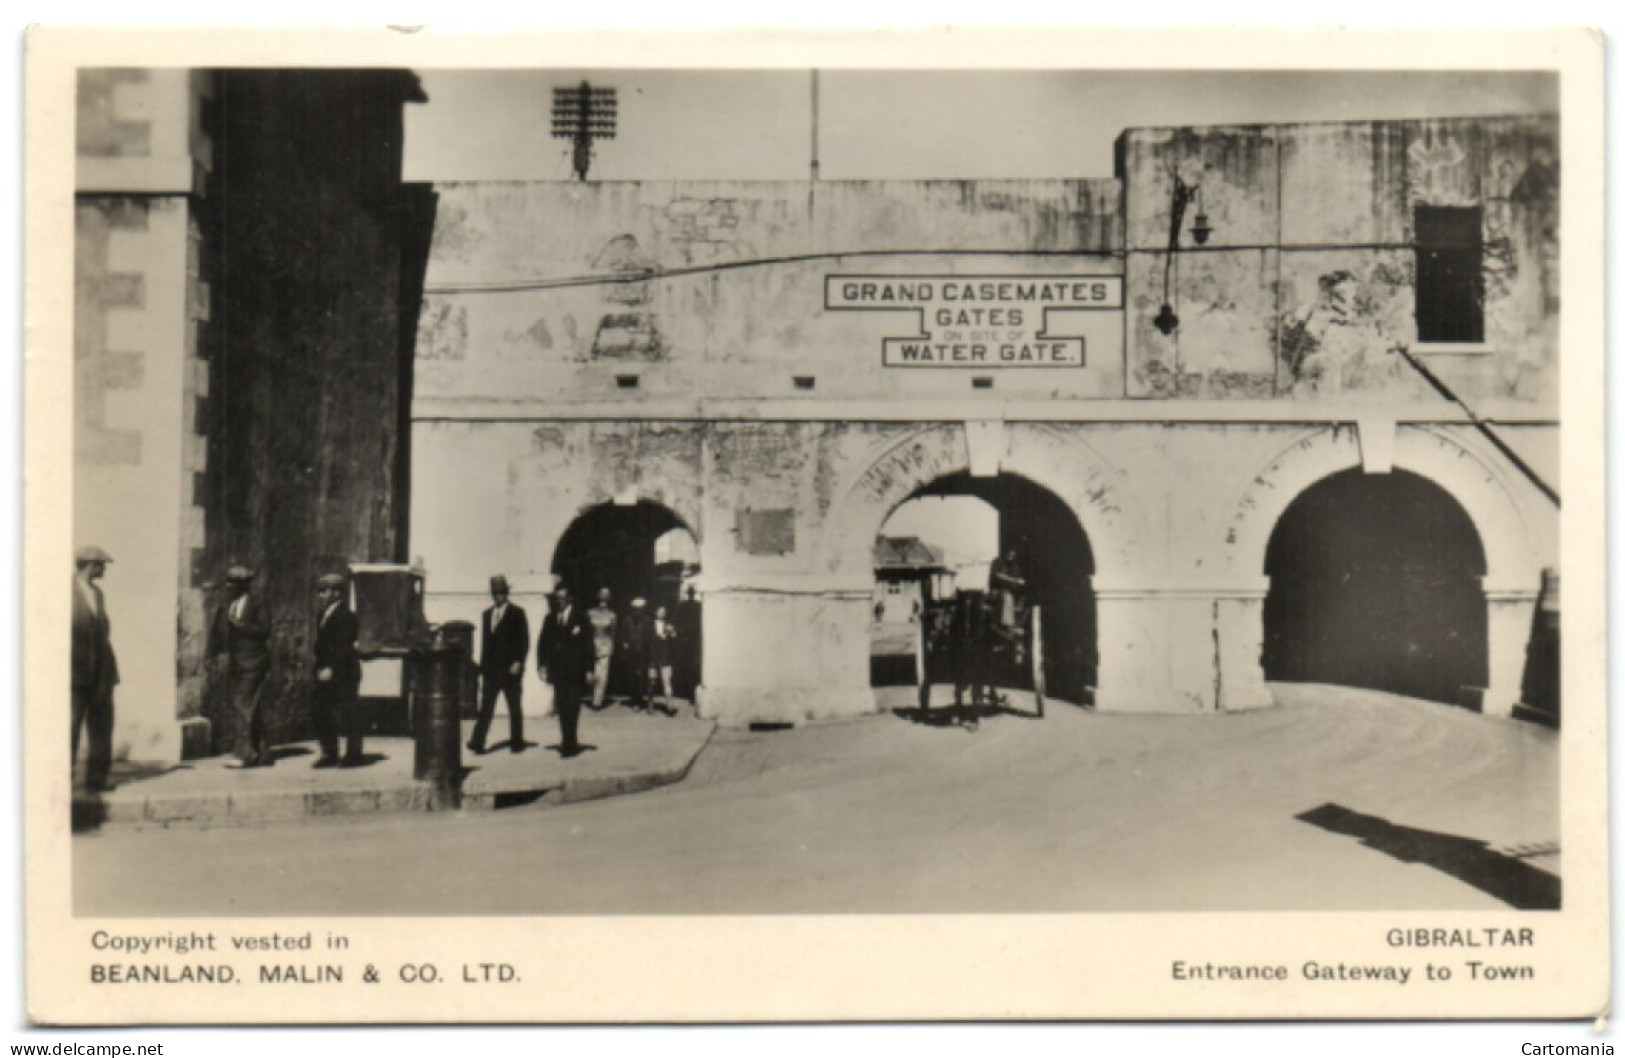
[891,701,1044,728]
[1296,802,1560,910]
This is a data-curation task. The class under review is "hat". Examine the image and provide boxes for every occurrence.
[315,573,347,590]
[630,597,647,608]
[226,565,255,583]
[490,575,510,592]
[75,545,112,564]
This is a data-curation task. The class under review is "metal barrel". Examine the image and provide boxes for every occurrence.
[438,619,479,719]
[412,625,465,809]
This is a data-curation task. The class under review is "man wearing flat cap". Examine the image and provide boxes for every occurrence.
[312,573,364,767]
[468,574,529,755]
[71,545,118,791]
[210,565,274,768]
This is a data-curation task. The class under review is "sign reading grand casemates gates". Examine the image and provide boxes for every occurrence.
[825,274,1123,367]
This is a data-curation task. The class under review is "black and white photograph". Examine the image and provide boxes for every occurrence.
[24,26,1608,1025]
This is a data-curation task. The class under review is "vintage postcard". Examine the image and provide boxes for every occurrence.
[23,26,1608,1024]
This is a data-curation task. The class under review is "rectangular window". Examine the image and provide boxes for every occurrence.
[1415,206,1484,344]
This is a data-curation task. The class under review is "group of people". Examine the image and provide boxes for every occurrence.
[585,587,682,715]
[70,547,365,792]
[70,547,692,788]
[211,565,366,770]
[469,577,685,760]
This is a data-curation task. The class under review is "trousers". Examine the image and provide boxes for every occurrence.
[313,683,365,761]
[554,679,585,751]
[230,664,270,761]
[72,688,114,787]
[472,673,523,750]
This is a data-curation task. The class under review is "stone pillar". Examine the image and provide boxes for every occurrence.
[75,70,212,764]
[1094,578,1205,713]
[695,578,878,726]
[1483,580,1540,719]
[1093,575,1274,714]
[1213,585,1274,712]
[73,199,195,764]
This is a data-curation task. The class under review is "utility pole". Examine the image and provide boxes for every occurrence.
[551,80,617,181]
[810,70,821,181]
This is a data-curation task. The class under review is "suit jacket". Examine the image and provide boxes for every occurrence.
[620,611,652,669]
[538,604,594,686]
[480,602,530,677]
[71,580,118,696]
[313,603,361,695]
[211,593,273,671]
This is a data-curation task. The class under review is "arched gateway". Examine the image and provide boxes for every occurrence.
[871,470,1099,708]
[1225,424,1550,717]
[800,422,1144,718]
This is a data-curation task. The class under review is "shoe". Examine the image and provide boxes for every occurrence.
[560,745,582,759]
[510,743,525,754]
[340,754,364,769]
[313,756,339,769]
[465,741,485,756]
[84,779,117,793]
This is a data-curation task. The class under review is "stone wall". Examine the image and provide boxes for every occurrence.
[74,69,212,762]
[414,179,1126,409]
[411,115,1561,727]
[196,70,435,748]
[1119,116,1560,405]
[74,69,434,762]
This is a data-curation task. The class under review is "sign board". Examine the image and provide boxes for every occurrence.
[825,274,1123,368]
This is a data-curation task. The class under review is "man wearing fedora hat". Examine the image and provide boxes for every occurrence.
[210,564,274,768]
[468,574,530,755]
[312,572,364,767]
[71,545,118,791]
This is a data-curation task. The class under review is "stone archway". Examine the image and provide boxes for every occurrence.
[818,422,1146,712]
[870,470,1100,707]
[1224,423,1546,716]
[550,500,702,704]
[819,423,1146,583]
[1263,467,1489,705]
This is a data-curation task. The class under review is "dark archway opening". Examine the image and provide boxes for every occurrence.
[551,502,702,700]
[1263,468,1488,707]
[871,471,1097,707]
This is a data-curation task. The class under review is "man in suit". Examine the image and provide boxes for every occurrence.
[468,574,529,755]
[537,585,593,758]
[210,565,274,768]
[71,545,118,792]
[619,597,653,712]
[312,572,364,768]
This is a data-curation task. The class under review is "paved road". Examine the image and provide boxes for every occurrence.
[74,684,1557,915]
